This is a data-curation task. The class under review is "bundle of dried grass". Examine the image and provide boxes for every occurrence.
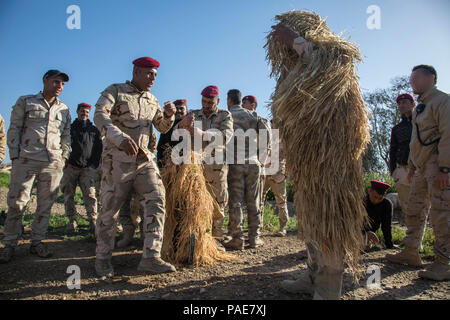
[161,152,237,266]
[265,11,370,277]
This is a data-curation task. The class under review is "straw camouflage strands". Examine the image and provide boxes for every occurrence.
[265,10,371,278]
[161,152,237,266]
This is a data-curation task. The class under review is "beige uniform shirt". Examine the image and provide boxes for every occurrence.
[94,81,174,163]
[408,86,450,170]
[0,114,6,160]
[7,92,71,162]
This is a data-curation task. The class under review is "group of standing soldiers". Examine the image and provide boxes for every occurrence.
[0,57,289,278]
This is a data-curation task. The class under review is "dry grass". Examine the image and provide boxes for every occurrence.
[161,152,237,266]
[265,10,370,279]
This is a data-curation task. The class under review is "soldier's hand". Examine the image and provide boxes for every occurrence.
[178,113,194,130]
[189,126,204,137]
[407,169,415,184]
[434,172,450,190]
[271,24,299,47]
[163,101,176,117]
[119,138,139,156]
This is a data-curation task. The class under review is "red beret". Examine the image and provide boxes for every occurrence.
[396,93,415,104]
[201,85,219,97]
[370,180,391,192]
[174,99,187,106]
[243,95,257,104]
[132,57,160,69]
[78,103,92,109]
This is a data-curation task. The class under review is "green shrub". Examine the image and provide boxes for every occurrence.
[0,172,11,188]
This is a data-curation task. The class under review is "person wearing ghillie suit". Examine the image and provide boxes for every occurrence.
[266,11,370,299]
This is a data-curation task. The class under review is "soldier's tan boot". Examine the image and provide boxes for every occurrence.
[212,226,225,240]
[223,238,245,251]
[418,256,450,281]
[116,225,135,248]
[313,266,343,300]
[95,257,114,277]
[248,237,264,248]
[137,257,176,274]
[385,247,423,267]
[0,246,15,264]
[280,272,314,295]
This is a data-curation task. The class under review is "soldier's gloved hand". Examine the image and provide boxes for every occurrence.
[163,101,176,117]
[119,138,139,156]
[178,113,194,130]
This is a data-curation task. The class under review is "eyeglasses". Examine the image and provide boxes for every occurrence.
[416,103,426,115]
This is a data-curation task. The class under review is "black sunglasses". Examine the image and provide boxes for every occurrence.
[416,103,426,115]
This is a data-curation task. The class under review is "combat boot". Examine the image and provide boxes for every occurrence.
[116,225,135,248]
[0,245,14,264]
[223,238,245,251]
[95,257,114,277]
[65,218,77,233]
[385,247,422,267]
[212,226,225,240]
[30,242,53,258]
[418,256,450,281]
[280,271,314,295]
[137,257,176,274]
[248,237,264,248]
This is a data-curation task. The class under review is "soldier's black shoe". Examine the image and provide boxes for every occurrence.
[0,246,14,264]
[30,242,53,258]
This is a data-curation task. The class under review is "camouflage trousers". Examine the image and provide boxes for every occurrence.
[95,154,167,259]
[203,163,228,230]
[393,165,430,247]
[305,242,345,300]
[404,154,449,262]
[260,173,288,228]
[119,191,142,228]
[2,157,63,247]
[227,163,261,239]
[60,164,98,221]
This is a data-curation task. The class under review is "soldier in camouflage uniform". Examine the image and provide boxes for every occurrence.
[0,114,6,164]
[177,86,233,240]
[260,130,289,237]
[117,129,158,248]
[0,70,71,263]
[61,103,103,233]
[93,57,176,276]
[224,90,270,250]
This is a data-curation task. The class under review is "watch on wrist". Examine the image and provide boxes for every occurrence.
[439,167,450,174]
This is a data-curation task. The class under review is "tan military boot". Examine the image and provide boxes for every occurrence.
[30,242,53,258]
[0,246,14,264]
[116,225,135,248]
[137,257,176,274]
[280,272,314,295]
[418,256,450,281]
[385,247,423,267]
[212,227,225,240]
[223,238,245,251]
[248,237,264,248]
[95,258,114,277]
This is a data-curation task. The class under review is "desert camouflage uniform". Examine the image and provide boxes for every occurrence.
[94,81,174,260]
[186,108,233,236]
[261,138,288,231]
[227,105,270,243]
[405,86,450,263]
[2,93,71,247]
[0,114,6,161]
[118,129,158,234]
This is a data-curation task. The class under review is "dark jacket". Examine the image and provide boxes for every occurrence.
[364,195,393,249]
[67,119,102,169]
[156,118,182,168]
[389,116,412,174]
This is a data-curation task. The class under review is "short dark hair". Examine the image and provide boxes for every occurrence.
[412,65,437,84]
[371,187,387,196]
[227,89,242,105]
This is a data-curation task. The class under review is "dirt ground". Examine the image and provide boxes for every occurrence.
[0,188,448,300]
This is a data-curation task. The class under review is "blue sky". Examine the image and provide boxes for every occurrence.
[0,0,449,159]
